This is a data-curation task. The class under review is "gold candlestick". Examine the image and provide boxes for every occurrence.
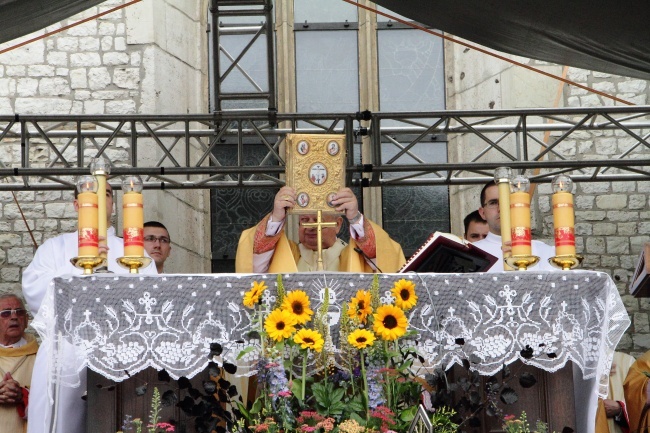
[116,256,152,274]
[90,157,110,260]
[494,167,513,270]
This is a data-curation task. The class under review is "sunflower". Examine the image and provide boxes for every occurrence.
[347,290,373,323]
[391,279,418,310]
[373,305,408,341]
[347,329,376,349]
[264,308,297,341]
[293,328,324,352]
[243,280,267,308]
[281,290,314,324]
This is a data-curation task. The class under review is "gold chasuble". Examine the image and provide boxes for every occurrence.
[235,216,405,274]
[0,334,38,433]
[595,351,635,433]
[624,351,650,433]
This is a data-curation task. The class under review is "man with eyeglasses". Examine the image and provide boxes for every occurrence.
[144,221,172,273]
[22,182,156,433]
[0,294,38,432]
[473,181,555,271]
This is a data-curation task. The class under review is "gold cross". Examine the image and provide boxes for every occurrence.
[300,210,338,271]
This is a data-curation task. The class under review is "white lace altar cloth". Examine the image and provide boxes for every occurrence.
[31,270,629,398]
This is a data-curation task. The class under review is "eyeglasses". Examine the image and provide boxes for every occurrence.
[144,235,170,244]
[482,199,499,209]
[0,308,27,318]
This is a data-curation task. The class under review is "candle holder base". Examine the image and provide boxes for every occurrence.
[549,254,583,270]
[70,256,106,275]
[505,254,540,271]
[116,256,152,274]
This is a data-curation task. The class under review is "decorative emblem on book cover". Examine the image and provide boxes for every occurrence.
[285,133,345,214]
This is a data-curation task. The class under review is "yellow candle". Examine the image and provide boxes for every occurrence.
[510,191,532,256]
[123,192,144,257]
[552,191,576,256]
[97,174,107,258]
[78,191,99,257]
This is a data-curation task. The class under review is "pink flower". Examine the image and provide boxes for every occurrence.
[277,390,292,398]
[504,414,516,421]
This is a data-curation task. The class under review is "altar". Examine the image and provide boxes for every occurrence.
[32,270,630,432]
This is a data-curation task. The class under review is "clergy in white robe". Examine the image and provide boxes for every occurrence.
[473,231,556,272]
[23,224,156,433]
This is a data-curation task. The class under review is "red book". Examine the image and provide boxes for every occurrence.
[399,232,498,274]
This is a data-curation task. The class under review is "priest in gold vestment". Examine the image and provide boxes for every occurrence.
[623,350,650,433]
[595,351,635,433]
[236,186,405,273]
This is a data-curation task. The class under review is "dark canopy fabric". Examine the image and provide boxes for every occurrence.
[0,0,104,45]
[373,0,650,80]
[2,1,650,80]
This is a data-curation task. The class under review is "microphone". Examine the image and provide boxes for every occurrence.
[353,247,383,273]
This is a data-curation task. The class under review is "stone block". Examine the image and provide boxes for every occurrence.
[592,223,616,236]
[113,68,140,89]
[116,23,126,35]
[60,220,77,232]
[131,52,141,66]
[15,98,72,115]
[79,37,100,51]
[622,294,640,311]
[575,195,594,209]
[3,203,43,220]
[114,37,126,51]
[618,222,638,236]
[575,210,606,221]
[580,182,610,194]
[106,100,136,114]
[91,90,130,100]
[67,21,98,36]
[39,77,71,96]
[35,218,58,231]
[612,181,636,193]
[0,233,21,247]
[16,78,38,97]
[88,67,112,90]
[585,237,606,254]
[28,65,55,77]
[629,194,646,209]
[56,68,69,76]
[5,66,25,77]
[75,90,91,100]
[594,137,618,154]
[101,36,113,51]
[103,52,129,66]
[618,80,647,94]
[7,247,34,265]
[595,194,627,210]
[574,222,592,236]
[0,41,45,65]
[45,202,76,218]
[0,268,19,282]
[631,236,648,255]
[56,37,79,52]
[606,237,629,254]
[600,255,619,267]
[633,334,650,350]
[70,53,101,67]
[70,69,87,89]
[635,313,650,334]
[638,222,650,234]
[98,22,116,36]
[84,100,105,114]
[607,211,639,222]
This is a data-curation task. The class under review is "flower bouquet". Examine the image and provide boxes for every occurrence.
[237,274,456,433]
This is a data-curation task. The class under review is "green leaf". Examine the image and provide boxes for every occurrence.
[236,346,257,360]
[250,396,263,414]
[235,401,250,420]
[399,405,417,422]
[291,378,303,401]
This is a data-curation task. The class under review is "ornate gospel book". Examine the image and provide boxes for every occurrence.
[399,232,498,274]
[631,242,650,297]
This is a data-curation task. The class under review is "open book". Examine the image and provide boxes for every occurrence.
[398,232,498,274]
[631,242,650,297]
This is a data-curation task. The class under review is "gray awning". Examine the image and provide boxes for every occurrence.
[0,0,105,45]
[373,0,650,80]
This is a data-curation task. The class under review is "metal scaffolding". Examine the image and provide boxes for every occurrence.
[1,105,650,191]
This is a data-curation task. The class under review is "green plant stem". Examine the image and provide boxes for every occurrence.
[384,340,392,409]
[301,351,307,401]
[361,350,369,422]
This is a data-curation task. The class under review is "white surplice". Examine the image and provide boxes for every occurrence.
[473,231,556,272]
[23,227,156,433]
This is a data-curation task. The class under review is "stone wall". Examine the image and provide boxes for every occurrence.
[0,0,211,304]
[445,39,650,356]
